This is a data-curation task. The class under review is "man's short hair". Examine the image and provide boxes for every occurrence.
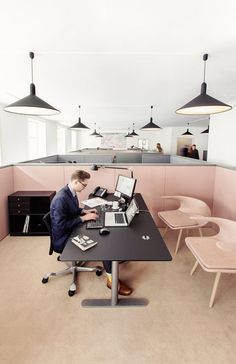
[71,170,91,182]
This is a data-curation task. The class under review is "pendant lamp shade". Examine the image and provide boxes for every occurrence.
[125,128,133,137]
[201,117,210,134]
[70,105,90,129]
[90,123,100,136]
[4,52,60,116]
[176,54,232,115]
[130,123,139,136]
[96,129,103,137]
[140,105,161,130]
[182,123,193,135]
[201,126,209,134]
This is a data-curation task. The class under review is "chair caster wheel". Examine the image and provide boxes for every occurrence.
[96,270,102,276]
[68,290,75,297]
[42,278,49,284]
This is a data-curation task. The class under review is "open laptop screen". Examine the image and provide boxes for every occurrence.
[125,198,139,225]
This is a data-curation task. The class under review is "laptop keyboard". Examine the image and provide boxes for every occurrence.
[114,213,125,224]
[86,208,105,229]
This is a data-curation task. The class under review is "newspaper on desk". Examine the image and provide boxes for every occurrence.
[81,197,107,208]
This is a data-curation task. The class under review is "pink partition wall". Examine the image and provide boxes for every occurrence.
[213,166,236,220]
[132,166,166,225]
[13,166,65,191]
[0,167,14,240]
[12,164,216,227]
[164,166,215,210]
[64,166,116,202]
[132,166,215,225]
[0,164,233,240]
[2,164,235,242]
[13,165,118,198]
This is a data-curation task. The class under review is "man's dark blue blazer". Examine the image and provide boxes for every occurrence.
[50,185,83,253]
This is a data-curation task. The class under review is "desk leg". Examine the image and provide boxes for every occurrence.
[111,261,119,306]
[81,260,149,308]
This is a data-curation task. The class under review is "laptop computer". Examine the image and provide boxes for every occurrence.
[105,198,139,227]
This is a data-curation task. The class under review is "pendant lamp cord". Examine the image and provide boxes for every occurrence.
[203,53,208,83]
[29,52,34,84]
[151,105,153,117]
[31,57,33,83]
[203,59,206,83]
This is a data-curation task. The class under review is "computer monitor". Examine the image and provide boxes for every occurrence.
[115,175,137,202]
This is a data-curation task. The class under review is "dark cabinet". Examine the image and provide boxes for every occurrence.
[8,191,56,236]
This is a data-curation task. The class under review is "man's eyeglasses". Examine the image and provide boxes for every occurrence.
[79,180,87,188]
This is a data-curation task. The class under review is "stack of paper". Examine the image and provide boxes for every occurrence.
[81,197,107,208]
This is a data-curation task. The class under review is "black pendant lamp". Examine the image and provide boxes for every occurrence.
[70,105,90,129]
[125,128,133,137]
[90,123,100,136]
[4,52,60,116]
[182,123,193,135]
[130,123,139,136]
[96,128,103,137]
[201,116,210,134]
[201,126,209,134]
[176,54,232,115]
[140,105,161,130]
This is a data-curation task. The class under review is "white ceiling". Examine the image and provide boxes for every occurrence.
[0,0,236,130]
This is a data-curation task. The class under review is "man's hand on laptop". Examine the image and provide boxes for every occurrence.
[83,208,98,215]
[81,211,98,222]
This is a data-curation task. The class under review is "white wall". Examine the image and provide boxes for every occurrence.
[75,126,207,158]
[0,109,60,165]
[0,109,210,165]
[126,127,173,152]
[46,121,58,156]
[0,109,29,164]
[76,127,173,152]
[208,104,236,167]
[77,129,101,149]
[65,128,72,153]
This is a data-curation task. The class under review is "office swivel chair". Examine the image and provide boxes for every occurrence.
[41,212,103,297]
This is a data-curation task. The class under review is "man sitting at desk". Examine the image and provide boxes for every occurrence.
[50,169,132,296]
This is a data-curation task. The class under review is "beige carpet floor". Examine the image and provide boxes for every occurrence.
[0,228,235,364]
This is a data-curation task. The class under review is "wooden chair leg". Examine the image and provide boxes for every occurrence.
[199,227,203,237]
[209,272,221,308]
[162,225,169,237]
[190,260,199,275]
[175,229,183,255]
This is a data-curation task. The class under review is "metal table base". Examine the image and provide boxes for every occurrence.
[81,261,149,308]
[81,298,149,307]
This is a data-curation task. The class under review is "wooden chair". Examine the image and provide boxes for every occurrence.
[158,196,211,254]
[186,216,236,308]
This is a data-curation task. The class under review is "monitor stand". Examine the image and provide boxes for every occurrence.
[118,196,131,211]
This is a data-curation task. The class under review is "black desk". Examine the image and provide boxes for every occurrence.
[61,194,172,307]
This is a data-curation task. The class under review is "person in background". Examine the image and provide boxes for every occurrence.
[156,143,163,153]
[180,144,190,157]
[50,169,132,296]
[188,144,199,159]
